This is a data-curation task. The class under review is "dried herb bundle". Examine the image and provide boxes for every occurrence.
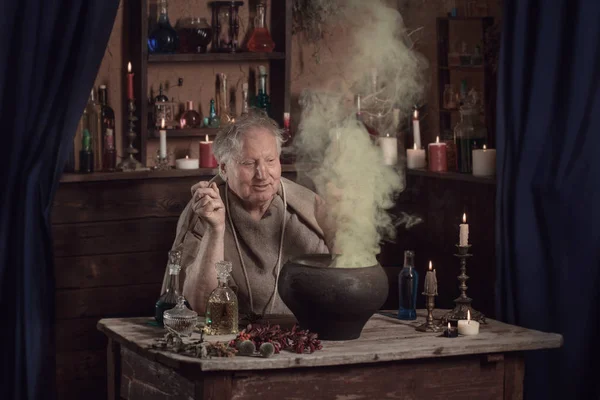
[230,323,323,355]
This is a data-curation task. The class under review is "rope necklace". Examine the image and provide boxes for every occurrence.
[225,181,287,315]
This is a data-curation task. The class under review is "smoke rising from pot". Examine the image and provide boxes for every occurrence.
[295,0,427,267]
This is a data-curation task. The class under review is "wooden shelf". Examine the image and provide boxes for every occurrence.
[406,168,495,185]
[148,127,220,138]
[437,16,494,21]
[59,164,301,184]
[148,52,286,63]
[439,65,484,71]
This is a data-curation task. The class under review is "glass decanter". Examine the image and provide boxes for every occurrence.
[164,296,198,337]
[248,1,275,52]
[180,100,201,128]
[155,250,190,325]
[148,0,179,54]
[398,250,419,320]
[205,261,239,335]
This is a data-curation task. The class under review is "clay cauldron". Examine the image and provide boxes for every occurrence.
[277,254,389,340]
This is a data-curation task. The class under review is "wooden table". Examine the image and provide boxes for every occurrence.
[97,310,562,400]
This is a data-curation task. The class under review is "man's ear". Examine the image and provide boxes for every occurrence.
[219,163,227,181]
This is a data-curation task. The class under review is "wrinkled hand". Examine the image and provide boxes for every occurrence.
[191,181,225,230]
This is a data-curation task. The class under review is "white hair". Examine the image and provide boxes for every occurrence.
[213,112,285,164]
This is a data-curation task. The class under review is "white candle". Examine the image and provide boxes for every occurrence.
[175,155,199,170]
[457,310,480,336]
[378,134,398,166]
[459,213,469,246]
[472,145,496,176]
[407,143,426,169]
[159,118,167,159]
[424,261,438,296]
[412,109,422,150]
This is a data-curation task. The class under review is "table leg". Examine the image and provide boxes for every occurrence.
[107,338,121,400]
[504,353,525,400]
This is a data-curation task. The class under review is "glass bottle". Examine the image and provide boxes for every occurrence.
[155,250,190,326]
[218,73,232,126]
[148,0,179,54]
[205,261,239,335]
[443,84,457,109]
[256,65,271,116]
[454,104,487,173]
[79,129,94,173]
[241,82,249,116]
[98,85,116,171]
[248,1,275,52]
[193,17,212,53]
[208,99,220,128]
[82,89,102,172]
[398,250,418,320]
[180,100,201,128]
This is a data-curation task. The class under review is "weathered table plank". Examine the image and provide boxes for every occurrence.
[97,310,562,373]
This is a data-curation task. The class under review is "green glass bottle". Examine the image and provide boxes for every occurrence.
[256,65,270,116]
[79,129,94,173]
[208,99,220,128]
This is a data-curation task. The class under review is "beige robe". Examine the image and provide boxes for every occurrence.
[161,176,329,315]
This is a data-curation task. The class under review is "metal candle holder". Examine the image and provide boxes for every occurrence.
[154,151,170,171]
[117,99,146,172]
[416,292,440,332]
[444,245,486,323]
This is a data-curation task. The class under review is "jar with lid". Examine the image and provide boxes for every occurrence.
[454,104,487,173]
[163,296,198,337]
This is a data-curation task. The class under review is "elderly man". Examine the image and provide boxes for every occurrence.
[164,114,334,316]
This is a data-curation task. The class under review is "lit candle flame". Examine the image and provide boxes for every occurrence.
[428,261,432,271]
[448,322,451,330]
[413,143,417,150]
[413,109,418,119]
[483,144,487,150]
[185,155,189,159]
[436,136,439,143]
[467,309,471,324]
[205,134,209,142]
[127,62,132,73]
[462,213,467,223]
[161,118,165,129]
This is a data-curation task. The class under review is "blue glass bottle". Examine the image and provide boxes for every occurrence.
[148,0,179,54]
[398,250,419,320]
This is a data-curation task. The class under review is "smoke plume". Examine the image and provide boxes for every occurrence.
[295,0,427,267]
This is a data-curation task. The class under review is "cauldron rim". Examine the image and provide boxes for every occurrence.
[286,253,379,270]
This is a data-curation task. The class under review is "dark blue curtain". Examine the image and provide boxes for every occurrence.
[496,0,600,399]
[0,1,119,399]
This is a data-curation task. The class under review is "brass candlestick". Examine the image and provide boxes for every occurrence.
[416,293,440,332]
[444,245,485,323]
[118,99,147,171]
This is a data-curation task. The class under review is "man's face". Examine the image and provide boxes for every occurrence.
[223,127,281,207]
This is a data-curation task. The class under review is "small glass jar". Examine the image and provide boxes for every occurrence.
[177,17,213,54]
[192,18,213,53]
[180,101,201,128]
[164,296,198,336]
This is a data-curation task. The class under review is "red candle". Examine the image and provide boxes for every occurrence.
[428,136,448,172]
[127,62,134,100]
[199,135,218,168]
